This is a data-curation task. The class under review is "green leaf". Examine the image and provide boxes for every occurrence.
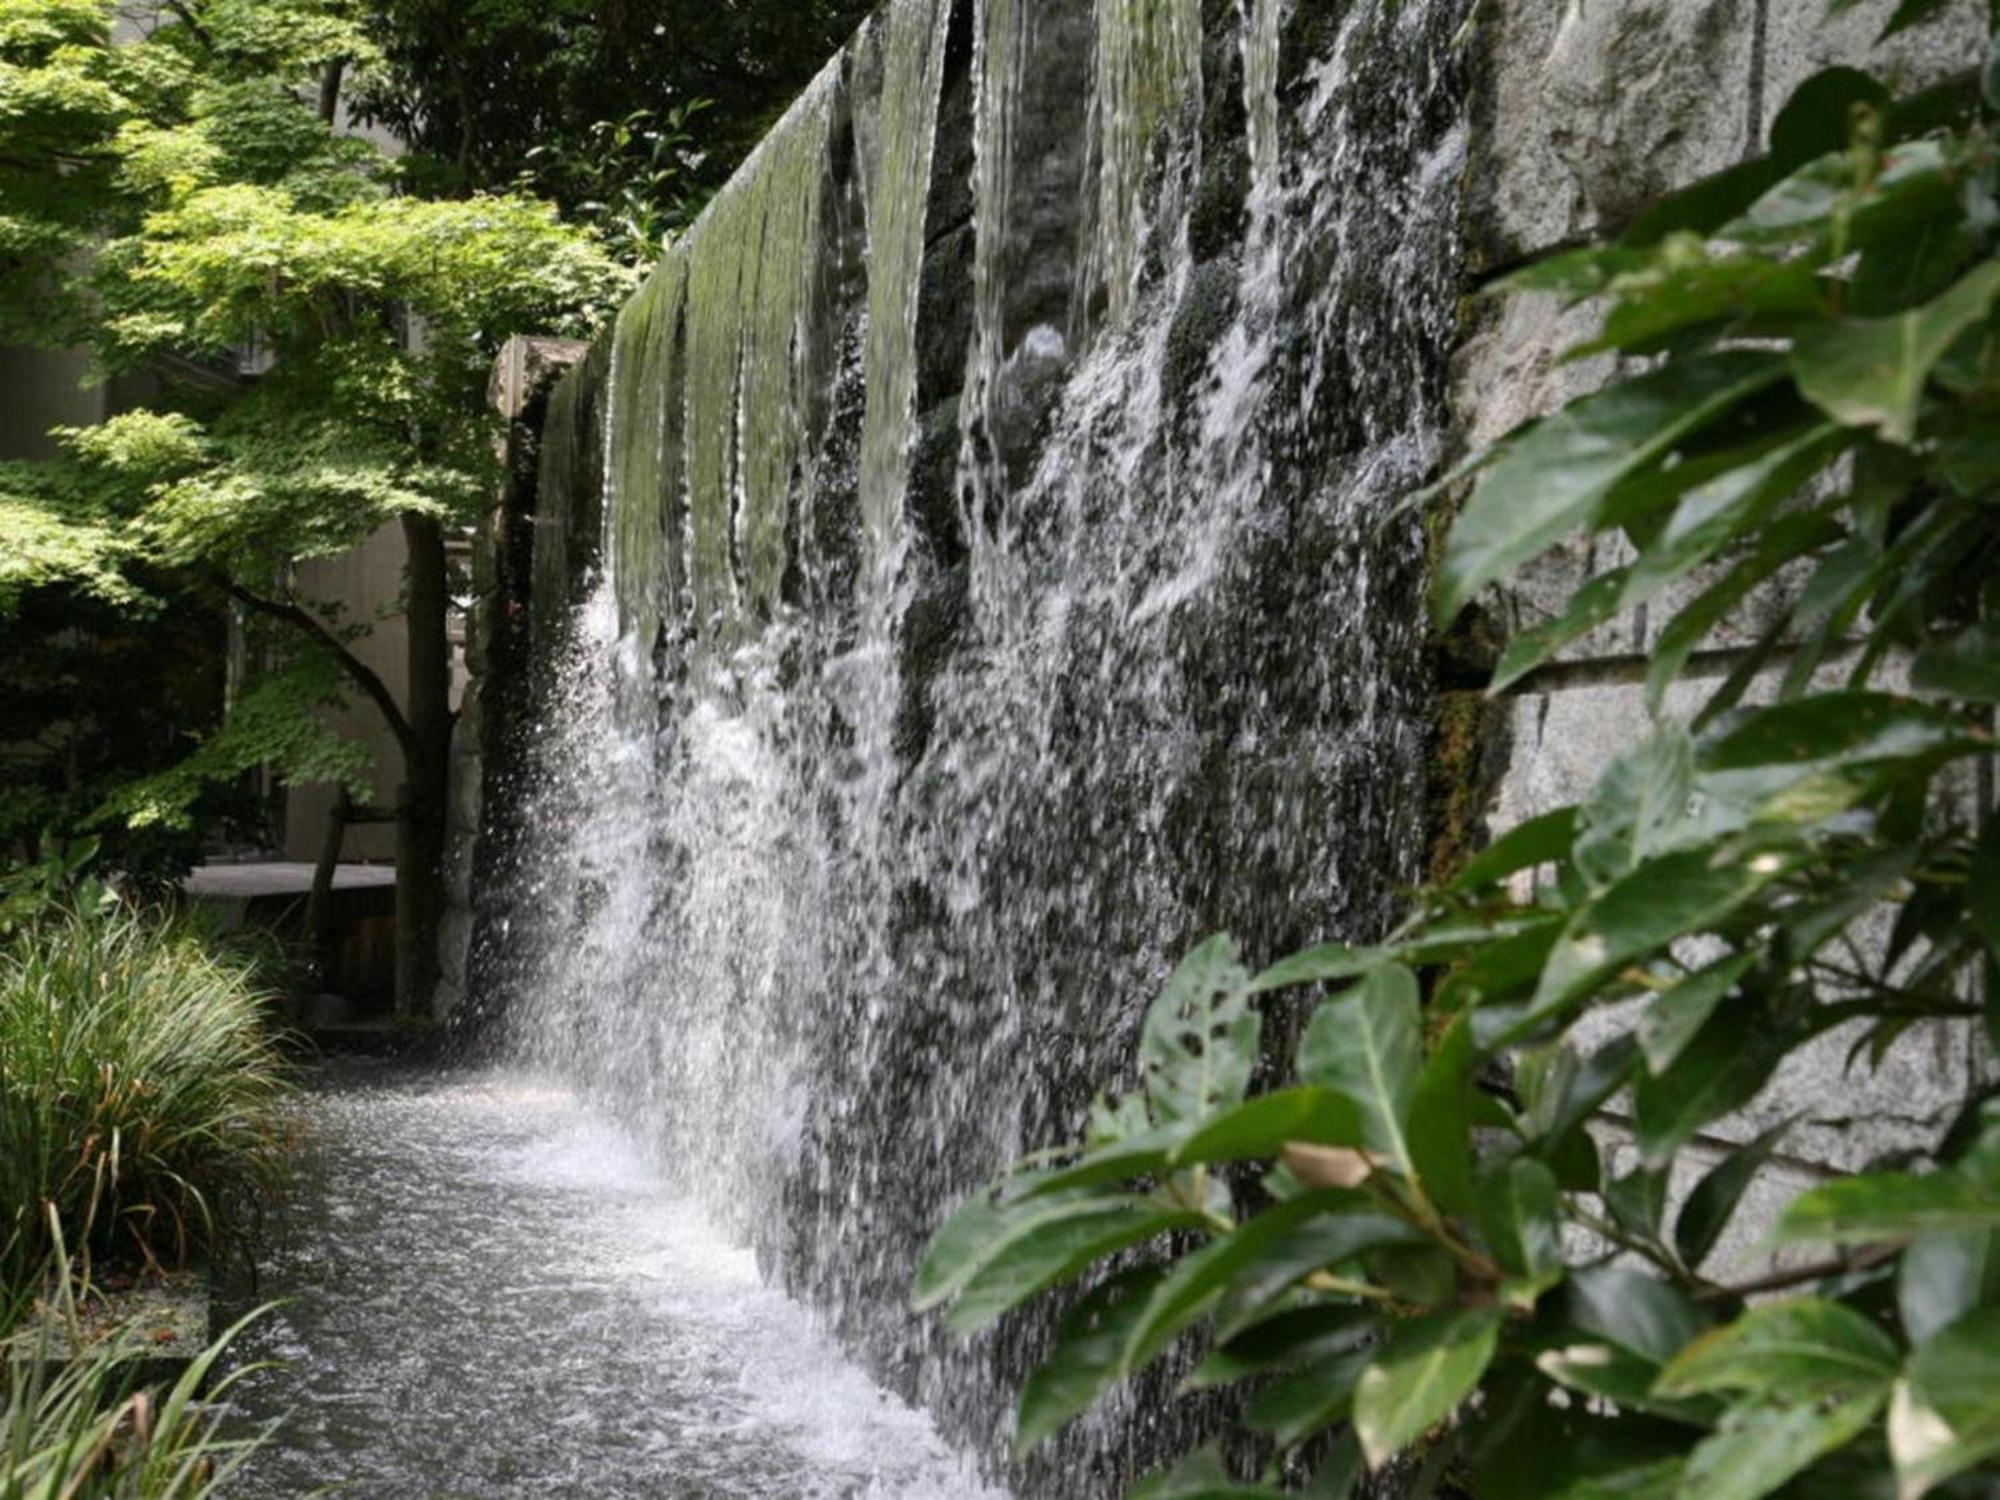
[1450,808,1578,892]
[1898,1228,2000,1348]
[1637,952,1759,1076]
[1679,1393,1885,1500]
[1793,262,2000,445]
[1573,727,1696,889]
[1015,1267,1163,1451]
[1246,942,1378,995]
[1191,1302,1378,1388]
[1826,0,1956,41]
[1141,935,1258,1126]
[1170,1087,1364,1169]
[1128,1447,1286,1500]
[1567,1267,1708,1365]
[936,1197,1208,1333]
[1300,964,1423,1181]
[1211,1209,1429,1338]
[1478,1157,1563,1307]
[1775,1167,2000,1247]
[1408,1012,1478,1216]
[1012,1125,1184,1201]
[1646,508,1843,712]
[1972,821,2000,982]
[1675,1119,1793,1271]
[1528,851,1777,1033]
[1352,1308,1502,1467]
[1654,1298,1899,1401]
[1536,1341,1721,1425]
[1911,619,2000,702]
[1698,692,1983,826]
[1243,1346,1374,1448]
[1890,1306,2000,1497]
[1633,1000,1794,1169]
[1121,1191,1357,1377]
[1432,351,1787,626]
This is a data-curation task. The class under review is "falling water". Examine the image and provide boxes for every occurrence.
[481,0,1471,1489]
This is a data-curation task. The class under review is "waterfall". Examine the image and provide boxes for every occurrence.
[485,0,1471,1487]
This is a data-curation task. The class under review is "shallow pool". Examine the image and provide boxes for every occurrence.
[220,1067,1000,1499]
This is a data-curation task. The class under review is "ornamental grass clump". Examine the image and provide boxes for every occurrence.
[2,1303,270,1500]
[0,907,287,1310]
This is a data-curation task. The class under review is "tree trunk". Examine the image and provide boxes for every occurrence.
[397,512,453,1016]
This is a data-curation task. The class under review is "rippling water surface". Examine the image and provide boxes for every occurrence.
[222,1067,1000,1500]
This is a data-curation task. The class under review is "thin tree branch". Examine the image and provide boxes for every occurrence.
[1697,1242,1902,1303]
[161,0,213,52]
[218,578,419,770]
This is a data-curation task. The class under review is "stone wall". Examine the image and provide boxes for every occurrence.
[434,336,587,1027]
[1452,0,1992,1273]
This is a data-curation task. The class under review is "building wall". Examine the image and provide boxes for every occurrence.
[282,523,413,863]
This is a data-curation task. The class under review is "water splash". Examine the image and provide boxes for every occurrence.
[484,0,1472,1488]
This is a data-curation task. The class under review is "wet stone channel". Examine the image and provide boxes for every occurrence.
[219,1066,998,1499]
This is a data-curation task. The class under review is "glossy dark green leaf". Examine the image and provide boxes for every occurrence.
[1794,261,2000,445]
[1570,255,1822,360]
[1679,1393,1885,1500]
[1169,1087,1363,1169]
[1300,964,1422,1180]
[1973,821,2000,983]
[1776,1167,2000,1246]
[1435,916,1566,1015]
[1529,852,1776,1032]
[1899,1227,2000,1348]
[1633,1001,1794,1169]
[1535,1341,1721,1425]
[1827,0,1956,40]
[1012,1126,1183,1201]
[1618,425,1844,607]
[1211,1208,1428,1339]
[1408,1012,1477,1216]
[1567,1266,1708,1365]
[1637,952,1759,1076]
[1697,692,1983,828]
[1646,509,1843,712]
[1121,1191,1357,1377]
[1531,1035,1642,1148]
[1141,935,1257,1126]
[1891,1306,2000,1496]
[1911,618,2000,702]
[1478,1157,1563,1306]
[1245,941,1378,995]
[1242,1346,1373,1449]
[1190,1302,1377,1389]
[1490,569,1632,694]
[1352,1307,1502,1467]
[1606,1162,1671,1241]
[1433,351,1787,626]
[1014,1267,1163,1452]
[1369,1241,1458,1307]
[1654,1298,1899,1400]
[1675,1119,1793,1271]
[1305,1431,1365,1499]
[1768,66,1892,164]
[945,1199,1209,1333]
[1450,808,1578,892]
[1573,727,1695,889]
[1128,1447,1285,1500]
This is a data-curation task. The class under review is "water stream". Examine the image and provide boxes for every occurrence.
[459,0,1472,1487]
[223,1067,998,1499]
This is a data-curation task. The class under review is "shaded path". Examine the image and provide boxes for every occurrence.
[222,1068,997,1499]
